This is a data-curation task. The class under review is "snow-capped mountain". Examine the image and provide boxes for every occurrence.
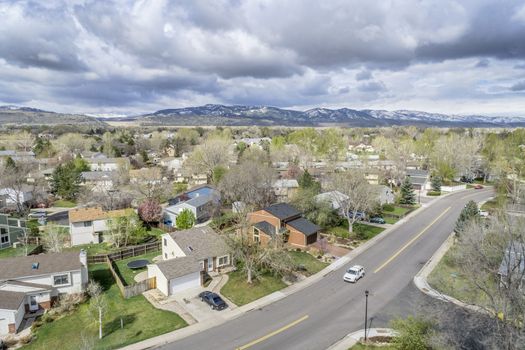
[136,104,525,127]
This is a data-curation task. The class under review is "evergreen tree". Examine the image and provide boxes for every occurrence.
[51,158,89,200]
[176,209,196,229]
[399,177,416,205]
[431,175,442,193]
[4,156,16,169]
[298,169,321,193]
[455,200,479,235]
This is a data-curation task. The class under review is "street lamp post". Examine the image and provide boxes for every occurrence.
[364,290,369,342]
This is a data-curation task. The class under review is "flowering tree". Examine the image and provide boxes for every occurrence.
[138,198,162,226]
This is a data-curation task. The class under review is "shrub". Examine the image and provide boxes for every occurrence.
[2,335,18,348]
[390,316,433,350]
[18,334,33,344]
[427,191,441,196]
[31,320,43,331]
[382,204,395,212]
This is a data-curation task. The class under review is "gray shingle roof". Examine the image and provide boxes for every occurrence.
[168,226,230,261]
[263,203,301,220]
[155,256,201,280]
[286,217,320,237]
[185,194,213,208]
[0,290,26,310]
[254,221,276,237]
[0,252,83,280]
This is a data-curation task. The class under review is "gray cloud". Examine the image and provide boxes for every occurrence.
[0,0,524,115]
[510,81,525,91]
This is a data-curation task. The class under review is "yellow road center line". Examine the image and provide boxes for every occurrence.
[374,207,451,274]
[236,315,309,350]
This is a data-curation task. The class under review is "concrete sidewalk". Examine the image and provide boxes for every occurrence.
[327,328,397,350]
[121,190,467,350]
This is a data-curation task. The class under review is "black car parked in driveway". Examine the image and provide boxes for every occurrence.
[198,291,227,310]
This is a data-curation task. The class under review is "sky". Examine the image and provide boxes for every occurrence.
[1,0,525,116]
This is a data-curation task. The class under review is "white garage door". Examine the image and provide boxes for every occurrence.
[169,272,201,295]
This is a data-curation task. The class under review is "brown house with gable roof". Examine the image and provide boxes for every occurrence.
[248,203,320,248]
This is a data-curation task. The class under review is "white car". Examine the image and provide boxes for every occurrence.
[343,265,365,283]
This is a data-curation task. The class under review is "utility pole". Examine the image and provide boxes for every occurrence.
[364,290,369,342]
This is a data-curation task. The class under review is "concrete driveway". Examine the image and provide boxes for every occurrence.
[168,286,238,324]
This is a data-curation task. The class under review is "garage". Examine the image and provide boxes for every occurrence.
[169,272,201,294]
[150,256,203,296]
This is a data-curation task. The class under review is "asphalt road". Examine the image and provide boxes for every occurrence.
[158,189,493,350]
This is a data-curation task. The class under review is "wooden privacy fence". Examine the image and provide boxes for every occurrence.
[105,256,157,299]
[87,241,161,264]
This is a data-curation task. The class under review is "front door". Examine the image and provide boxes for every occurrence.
[29,295,38,311]
[207,257,213,272]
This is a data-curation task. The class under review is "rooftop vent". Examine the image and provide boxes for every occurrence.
[188,246,194,252]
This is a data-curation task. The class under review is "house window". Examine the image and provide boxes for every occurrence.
[217,255,229,267]
[83,221,92,227]
[199,261,205,270]
[163,238,167,246]
[253,229,260,243]
[53,274,69,286]
[0,228,9,244]
[164,253,168,259]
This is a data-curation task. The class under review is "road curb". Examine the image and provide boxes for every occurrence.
[413,196,495,315]
[326,328,397,350]
[120,190,475,350]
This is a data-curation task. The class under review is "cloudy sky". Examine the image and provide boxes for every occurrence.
[1,0,525,116]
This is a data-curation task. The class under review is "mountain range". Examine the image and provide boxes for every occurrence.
[0,105,106,127]
[2,104,525,128]
[129,104,525,127]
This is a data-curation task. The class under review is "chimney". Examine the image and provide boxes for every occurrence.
[79,249,87,267]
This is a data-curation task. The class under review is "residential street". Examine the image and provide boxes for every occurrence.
[156,189,493,350]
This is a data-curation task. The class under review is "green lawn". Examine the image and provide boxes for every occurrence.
[427,245,491,306]
[288,251,328,275]
[0,245,37,258]
[114,251,160,286]
[63,243,117,256]
[221,269,287,306]
[384,217,398,225]
[25,264,187,350]
[52,200,76,208]
[384,205,412,216]
[327,221,384,241]
[147,228,165,239]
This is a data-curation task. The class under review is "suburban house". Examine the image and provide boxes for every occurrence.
[147,226,231,296]
[0,251,88,335]
[0,185,34,208]
[273,179,299,202]
[87,157,128,172]
[371,185,395,205]
[0,151,35,164]
[163,186,220,227]
[315,191,349,214]
[159,157,183,172]
[68,207,134,246]
[81,171,115,192]
[0,214,28,250]
[248,203,320,248]
[406,169,431,191]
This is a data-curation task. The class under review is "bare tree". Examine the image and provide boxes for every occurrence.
[0,161,38,216]
[327,170,374,233]
[186,137,232,182]
[87,281,107,340]
[431,215,525,349]
[41,224,68,253]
